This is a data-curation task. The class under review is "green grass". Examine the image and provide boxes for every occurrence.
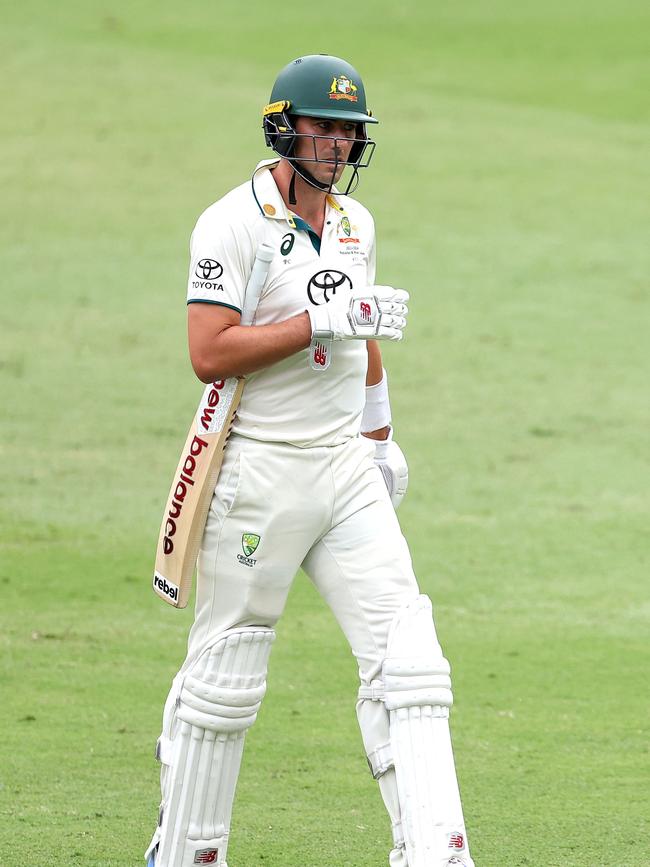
[1,1,649,865]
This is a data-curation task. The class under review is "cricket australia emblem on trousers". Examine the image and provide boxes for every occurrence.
[238,533,261,566]
[242,533,261,556]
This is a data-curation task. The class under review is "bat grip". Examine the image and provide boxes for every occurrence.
[240,242,275,326]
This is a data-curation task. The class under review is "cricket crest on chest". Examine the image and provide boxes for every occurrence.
[335,214,362,255]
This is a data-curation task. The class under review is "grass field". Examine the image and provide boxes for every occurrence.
[1,1,649,865]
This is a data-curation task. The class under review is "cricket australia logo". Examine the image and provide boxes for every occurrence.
[242,533,260,556]
[329,75,358,102]
[338,215,360,245]
[237,533,260,567]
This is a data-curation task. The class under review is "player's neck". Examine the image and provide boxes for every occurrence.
[272,162,327,237]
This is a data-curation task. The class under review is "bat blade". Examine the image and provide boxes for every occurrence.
[153,376,244,607]
[152,241,274,608]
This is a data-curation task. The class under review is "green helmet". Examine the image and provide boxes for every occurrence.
[263,54,378,195]
[265,54,378,125]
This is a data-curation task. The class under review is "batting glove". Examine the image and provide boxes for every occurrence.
[308,286,409,342]
[373,427,409,509]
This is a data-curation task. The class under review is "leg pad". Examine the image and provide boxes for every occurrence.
[146,628,274,867]
[383,596,473,867]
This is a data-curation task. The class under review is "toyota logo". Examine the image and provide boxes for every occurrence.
[195,259,223,280]
[307,270,352,305]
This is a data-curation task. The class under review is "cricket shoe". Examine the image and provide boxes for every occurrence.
[146,852,228,866]
[446,858,474,867]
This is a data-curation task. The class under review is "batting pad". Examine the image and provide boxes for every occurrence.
[383,595,473,867]
[147,628,275,867]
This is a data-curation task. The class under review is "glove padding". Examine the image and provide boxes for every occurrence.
[308,286,409,341]
[372,427,409,509]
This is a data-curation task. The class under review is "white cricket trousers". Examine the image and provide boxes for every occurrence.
[178,432,419,679]
[159,433,420,865]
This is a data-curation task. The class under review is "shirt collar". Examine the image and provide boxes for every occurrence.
[251,159,347,226]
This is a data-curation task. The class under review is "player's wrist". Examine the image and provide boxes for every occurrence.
[294,311,315,348]
[362,425,391,442]
[361,368,391,432]
[307,306,336,341]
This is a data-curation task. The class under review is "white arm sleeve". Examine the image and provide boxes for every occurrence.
[361,368,391,432]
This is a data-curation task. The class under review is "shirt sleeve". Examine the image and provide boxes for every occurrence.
[186,205,254,313]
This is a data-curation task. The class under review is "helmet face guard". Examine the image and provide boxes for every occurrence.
[262,55,379,197]
[263,104,376,195]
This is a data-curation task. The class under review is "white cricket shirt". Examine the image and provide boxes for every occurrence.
[186,159,377,447]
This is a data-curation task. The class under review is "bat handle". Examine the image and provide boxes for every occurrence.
[240,242,275,327]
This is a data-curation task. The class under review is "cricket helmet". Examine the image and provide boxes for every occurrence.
[263,54,378,195]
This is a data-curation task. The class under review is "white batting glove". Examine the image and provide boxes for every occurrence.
[308,286,409,342]
[372,427,409,509]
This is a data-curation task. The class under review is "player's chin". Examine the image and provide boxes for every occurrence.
[319,163,347,185]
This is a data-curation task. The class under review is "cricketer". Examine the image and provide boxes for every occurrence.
[146,54,475,867]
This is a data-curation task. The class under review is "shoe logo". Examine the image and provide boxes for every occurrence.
[448,831,465,850]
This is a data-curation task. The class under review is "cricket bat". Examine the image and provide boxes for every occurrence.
[152,242,275,607]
